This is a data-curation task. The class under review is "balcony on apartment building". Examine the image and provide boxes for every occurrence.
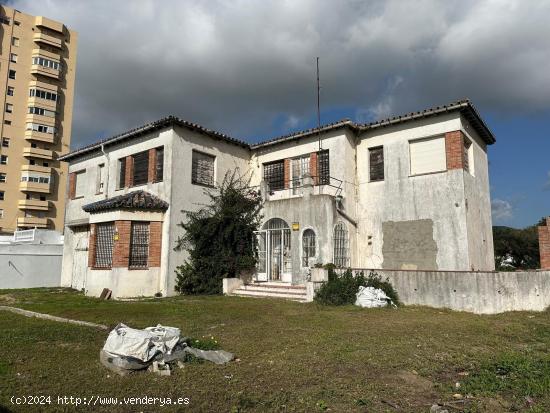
[30,63,61,80]
[23,147,54,160]
[18,199,49,211]
[25,128,56,144]
[20,180,51,194]
[17,216,48,228]
[33,32,63,49]
[35,16,64,34]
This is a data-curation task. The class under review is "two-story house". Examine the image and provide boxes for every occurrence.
[59,99,495,298]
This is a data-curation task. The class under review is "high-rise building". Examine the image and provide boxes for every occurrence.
[0,5,77,233]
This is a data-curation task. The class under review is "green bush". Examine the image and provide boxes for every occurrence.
[314,267,400,306]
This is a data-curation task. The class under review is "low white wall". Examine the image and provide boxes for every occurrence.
[0,244,62,289]
[376,269,550,314]
[84,268,162,298]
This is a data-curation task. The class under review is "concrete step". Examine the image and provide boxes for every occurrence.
[232,289,308,302]
[241,284,306,294]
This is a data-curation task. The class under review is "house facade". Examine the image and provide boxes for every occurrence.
[60,100,495,298]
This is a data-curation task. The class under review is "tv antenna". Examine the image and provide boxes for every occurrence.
[316,57,322,151]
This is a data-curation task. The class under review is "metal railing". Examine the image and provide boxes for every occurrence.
[260,175,344,198]
[13,229,36,243]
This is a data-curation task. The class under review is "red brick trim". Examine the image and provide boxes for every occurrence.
[68,172,76,200]
[539,218,550,270]
[445,130,465,170]
[112,220,131,268]
[148,148,157,183]
[88,223,97,267]
[310,152,318,185]
[283,158,290,189]
[124,155,134,187]
[148,221,162,267]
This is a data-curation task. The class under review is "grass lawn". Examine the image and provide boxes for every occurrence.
[0,288,549,412]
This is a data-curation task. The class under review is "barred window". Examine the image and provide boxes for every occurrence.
[129,222,150,268]
[118,158,126,189]
[132,151,149,186]
[192,151,215,187]
[94,223,115,268]
[263,160,284,191]
[317,150,330,185]
[302,229,316,267]
[463,139,472,173]
[369,146,384,182]
[333,222,349,268]
[155,147,164,182]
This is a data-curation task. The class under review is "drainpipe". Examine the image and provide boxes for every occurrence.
[100,144,109,198]
[335,195,357,227]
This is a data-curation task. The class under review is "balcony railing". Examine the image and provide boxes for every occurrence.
[33,32,63,49]
[18,199,49,211]
[25,129,55,144]
[31,64,60,80]
[261,175,344,200]
[20,181,51,194]
[17,217,48,228]
[23,147,54,160]
[21,164,52,174]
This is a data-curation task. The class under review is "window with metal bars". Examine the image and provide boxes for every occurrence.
[263,160,285,191]
[132,151,149,186]
[369,146,384,182]
[317,150,330,185]
[129,222,150,268]
[118,158,126,189]
[94,223,115,268]
[292,155,310,194]
[191,150,215,187]
[302,229,316,267]
[155,147,164,182]
[333,222,349,268]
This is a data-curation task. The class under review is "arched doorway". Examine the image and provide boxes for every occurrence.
[256,218,292,282]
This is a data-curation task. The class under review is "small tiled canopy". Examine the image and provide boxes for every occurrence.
[82,190,169,213]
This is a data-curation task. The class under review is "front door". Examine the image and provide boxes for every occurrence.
[255,230,268,281]
[255,219,292,282]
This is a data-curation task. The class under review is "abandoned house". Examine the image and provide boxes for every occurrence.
[59,99,496,298]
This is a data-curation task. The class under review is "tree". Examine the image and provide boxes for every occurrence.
[174,170,263,294]
[493,220,542,270]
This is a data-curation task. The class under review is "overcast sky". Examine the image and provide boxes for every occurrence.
[8,0,550,228]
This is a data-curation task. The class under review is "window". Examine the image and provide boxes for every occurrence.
[0,209,3,219]
[74,171,86,197]
[192,150,215,187]
[43,162,49,167]
[12,37,19,46]
[29,107,56,117]
[117,158,126,189]
[369,146,384,182]
[94,223,115,269]
[317,150,330,185]
[8,70,16,80]
[302,229,316,267]
[263,160,284,191]
[5,103,13,113]
[129,222,150,268]
[409,136,446,175]
[21,174,51,184]
[26,123,56,134]
[0,191,4,201]
[29,88,57,102]
[0,173,6,183]
[0,15,10,25]
[155,147,164,182]
[40,195,46,201]
[291,155,310,194]
[2,138,9,147]
[7,87,14,96]
[463,138,472,173]
[132,151,149,186]
[96,164,105,194]
[9,53,17,63]
[333,222,349,268]
[32,56,61,71]
[0,155,7,165]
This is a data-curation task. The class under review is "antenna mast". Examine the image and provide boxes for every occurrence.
[316,57,322,151]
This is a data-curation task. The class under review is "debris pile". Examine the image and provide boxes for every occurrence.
[100,323,234,376]
[354,286,397,308]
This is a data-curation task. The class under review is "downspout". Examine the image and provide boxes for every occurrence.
[100,144,109,198]
[335,196,357,227]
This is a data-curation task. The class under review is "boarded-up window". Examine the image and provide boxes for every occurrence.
[155,147,164,182]
[333,222,349,268]
[463,139,472,173]
[369,146,384,181]
[263,160,285,191]
[192,150,215,187]
[317,150,330,185]
[129,222,150,268]
[94,222,115,268]
[118,158,126,189]
[409,136,446,175]
[74,170,86,197]
[132,151,149,186]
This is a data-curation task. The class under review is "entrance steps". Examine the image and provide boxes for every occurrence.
[232,282,308,302]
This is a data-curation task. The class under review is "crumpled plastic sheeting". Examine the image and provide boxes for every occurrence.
[355,286,396,308]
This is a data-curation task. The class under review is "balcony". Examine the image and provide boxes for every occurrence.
[25,129,55,144]
[26,113,56,127]
[33,32,63,49]
[17,217,49,228]
[27,96,57,110]
[31,64,60,80]
[35,16,64,33]
[23,147,54,160]
[18,199,49,211]
[20,181,51,194]
[21,164,52,174]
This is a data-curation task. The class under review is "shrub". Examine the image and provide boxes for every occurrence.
[314,267,400,306]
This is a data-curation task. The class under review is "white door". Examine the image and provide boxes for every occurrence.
[71,227,89,291]
[255,230,268,281]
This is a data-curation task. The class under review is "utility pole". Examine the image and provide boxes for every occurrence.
[316,57,322,151]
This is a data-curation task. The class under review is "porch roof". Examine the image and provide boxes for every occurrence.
[82,190,169,214]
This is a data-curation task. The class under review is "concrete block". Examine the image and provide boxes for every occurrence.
[223,278,244,295]
[310,267,328,282]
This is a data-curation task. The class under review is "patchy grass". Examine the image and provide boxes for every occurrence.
[0,288,549,412]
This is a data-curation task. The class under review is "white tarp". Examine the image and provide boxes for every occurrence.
[355,286,395,308]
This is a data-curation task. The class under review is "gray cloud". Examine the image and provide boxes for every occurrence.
[491,199,514,222]
[11,0,550,147]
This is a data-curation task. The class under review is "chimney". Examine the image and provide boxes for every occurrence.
[538,217,550,269]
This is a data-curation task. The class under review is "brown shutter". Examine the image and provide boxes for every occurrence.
[124,155,134,187]
[148,221,163,267]
[68,172,76,199]
[283,158,290,189]
[112,220,131,268]
[310,152,318,185]
[445,130,465,170]
[88,224,96,267]
[148,148,157,183]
